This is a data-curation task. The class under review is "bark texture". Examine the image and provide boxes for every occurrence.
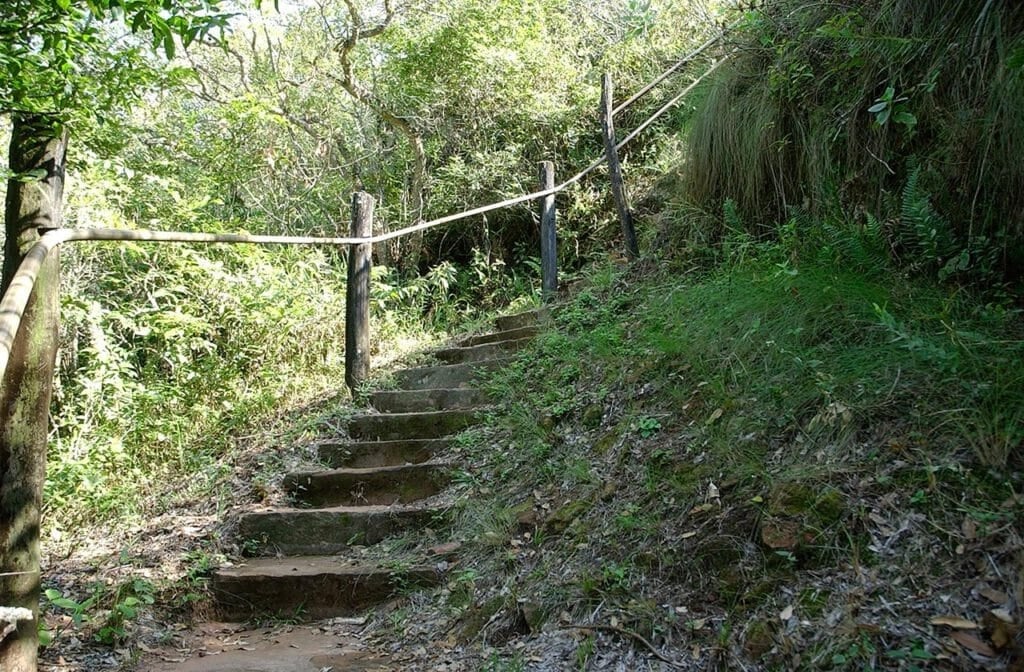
[0,114,65,672]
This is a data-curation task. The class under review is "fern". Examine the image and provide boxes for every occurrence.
[819,215,889,273]
[899,166,958,272]
[723,198,744,232]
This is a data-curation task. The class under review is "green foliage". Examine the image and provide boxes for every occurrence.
[43,578,155,646]
[684,0,1024,287]
[867,86,917,132]
[48,229,351,525]
[0,0,252,132]
[635,416,662,438]
[450,229,1022,670]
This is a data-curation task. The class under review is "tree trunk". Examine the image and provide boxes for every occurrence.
[333,0,425,273]
[0,114,66,672]
[336,76,426,272]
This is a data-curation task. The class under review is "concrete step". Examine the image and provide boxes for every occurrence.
[457,325,539,347]
[433,337,532,365]
[236,503,441,556]
[495,307,551,332]
[348,409,479,441]
[316,438,449,469]
[394,358,511,390]
[212,556,441,621]
[284,463,451,507]
[371,387,488,413]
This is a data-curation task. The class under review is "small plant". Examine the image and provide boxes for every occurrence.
[43,588,96,628]
[635,416,662,438]
[867,85,917,132]
[576,632,596,669]
[830,634,878,668]
[484,651,526,672]
[448,569,479,612]
[43,578,155,646]
[885,639,935,665]
[241,536,265,556]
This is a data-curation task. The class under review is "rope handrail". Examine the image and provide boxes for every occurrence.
[611,21,736,117]
[614,51,733,151]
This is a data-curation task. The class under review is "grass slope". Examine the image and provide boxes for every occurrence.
[381,252,1024,670]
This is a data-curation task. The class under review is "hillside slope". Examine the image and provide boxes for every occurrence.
[364,252,1023,670]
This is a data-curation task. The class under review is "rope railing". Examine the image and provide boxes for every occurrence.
[0,31,732,389]
[611,21,737,118]
[614,51,733,151]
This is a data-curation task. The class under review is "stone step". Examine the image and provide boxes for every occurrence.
[316,438,449,469]
[433,337,532,365]
[371,387,489,413]
[394,358,511,390]
[458,325,539,347]
[348,409,479,441]
[237,503,440,556]
[495,307,551,332]
[284,463,451,507]
[212,556,441,621]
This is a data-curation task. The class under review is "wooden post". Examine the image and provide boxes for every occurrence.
[601,73,639,259]
[345,192,373,394]
[0,115,66,672]
[538,161,557,301]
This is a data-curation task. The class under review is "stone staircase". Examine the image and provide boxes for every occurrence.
[210,309,547,621]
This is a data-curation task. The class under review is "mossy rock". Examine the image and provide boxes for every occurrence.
[544,499,593,535]
[768,483,846,525]
[593,424,624,455]
[582,404,604,428]
[519,601,546,633]
[459,595,507,640]
[767,482,817,516]
[509,497,538,530]
[811,488,845,525]
[743,619,776,658]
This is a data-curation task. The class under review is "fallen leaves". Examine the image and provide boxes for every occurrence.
[979,586,1010,605]
[949,631,997,657]
[929,615,979,630]
[931,608,1021,660]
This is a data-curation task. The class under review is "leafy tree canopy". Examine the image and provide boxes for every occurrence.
[0,0,261,129]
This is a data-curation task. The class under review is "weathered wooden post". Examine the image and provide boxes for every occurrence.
[345,192,373,394]
[601,73,639,259]
[0,116,66,672]
[538,161,557,301]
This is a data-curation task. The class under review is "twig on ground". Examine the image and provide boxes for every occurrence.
[560,622,686,668]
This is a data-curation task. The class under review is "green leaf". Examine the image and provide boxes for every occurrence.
[867,101,887,113]
[894,110,917,129]
[131,11,149,33]
[163,32,175,59]
[1007,47,1024,70]
[50,597,82,610]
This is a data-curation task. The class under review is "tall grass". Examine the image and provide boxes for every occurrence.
[684,0,1024,285]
